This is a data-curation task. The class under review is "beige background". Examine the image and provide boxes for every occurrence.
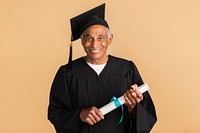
[1,0,200,133]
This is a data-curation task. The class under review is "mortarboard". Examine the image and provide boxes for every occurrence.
[68,3,109,63]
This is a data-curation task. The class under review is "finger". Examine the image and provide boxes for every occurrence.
[96,109,104,120]
[91,113,100,122]
[80,108,98,125]
[130,85,144,102]
[130,92,137,104]
[129,90,144,105]
[133,92,143,103]
[90,107,103,122]
[131,84,138,91]
[85,116,94,125]
[124,94,132,106]
[87,113,97,124]
[129,89,138,101]
[125,91,133,104]
[133,89,143,102]
[124,94,136,110]
[135,89,143,98]
[124,91,136,106]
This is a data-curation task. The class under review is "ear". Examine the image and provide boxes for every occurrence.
[108,34,113,45]
[80,35,84,46]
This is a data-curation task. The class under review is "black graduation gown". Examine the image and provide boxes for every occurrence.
[48,55,157,133]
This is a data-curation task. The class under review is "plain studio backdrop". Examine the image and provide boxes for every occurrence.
[1,0,200,133]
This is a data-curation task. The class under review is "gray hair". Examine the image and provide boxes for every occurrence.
[107,29,112,39]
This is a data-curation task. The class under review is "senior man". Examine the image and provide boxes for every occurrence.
[48,3,157,133]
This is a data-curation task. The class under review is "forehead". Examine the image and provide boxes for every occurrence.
[82,25,108,36]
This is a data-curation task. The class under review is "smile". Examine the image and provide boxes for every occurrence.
[88,48,102,53]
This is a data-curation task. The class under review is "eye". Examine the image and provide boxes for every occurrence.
[85,36,93,42]
[97,36,104,42]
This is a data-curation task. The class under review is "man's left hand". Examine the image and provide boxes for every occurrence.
[124,84,143,111]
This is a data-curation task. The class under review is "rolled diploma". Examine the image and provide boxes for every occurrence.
[99,83,149,115]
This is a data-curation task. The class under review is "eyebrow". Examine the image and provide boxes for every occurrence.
[85,34,96,38]
[84,34,91,37]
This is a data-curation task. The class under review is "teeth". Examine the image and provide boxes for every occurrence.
[92,49,100,52]
[89,48,102,53]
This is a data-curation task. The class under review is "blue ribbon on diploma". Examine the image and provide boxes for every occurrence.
[111,96,124,124]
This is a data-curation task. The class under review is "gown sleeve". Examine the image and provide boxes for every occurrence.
[127,61,157,133]
[48,65,80,133]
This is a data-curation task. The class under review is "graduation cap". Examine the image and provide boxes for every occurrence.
[68,3,109,63]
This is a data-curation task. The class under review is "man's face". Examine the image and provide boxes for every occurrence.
[81,25,112,64]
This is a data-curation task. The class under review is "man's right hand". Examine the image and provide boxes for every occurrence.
[79,106,104,125]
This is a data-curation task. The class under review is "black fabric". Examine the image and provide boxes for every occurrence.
[48,55,157,133]
[80,15,109,36]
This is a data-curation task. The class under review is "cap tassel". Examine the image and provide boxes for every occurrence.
[68,43,72,64]
[68,35,73,64]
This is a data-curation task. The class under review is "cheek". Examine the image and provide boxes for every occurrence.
[82,42,90,48]
[82,45,88,52]
[102,42,109,49]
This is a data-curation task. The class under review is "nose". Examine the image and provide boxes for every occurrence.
[91,38,100,47]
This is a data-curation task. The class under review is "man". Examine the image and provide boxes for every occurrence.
[48,3,157,133]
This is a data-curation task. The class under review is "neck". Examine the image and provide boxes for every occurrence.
[84,55,108,65]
